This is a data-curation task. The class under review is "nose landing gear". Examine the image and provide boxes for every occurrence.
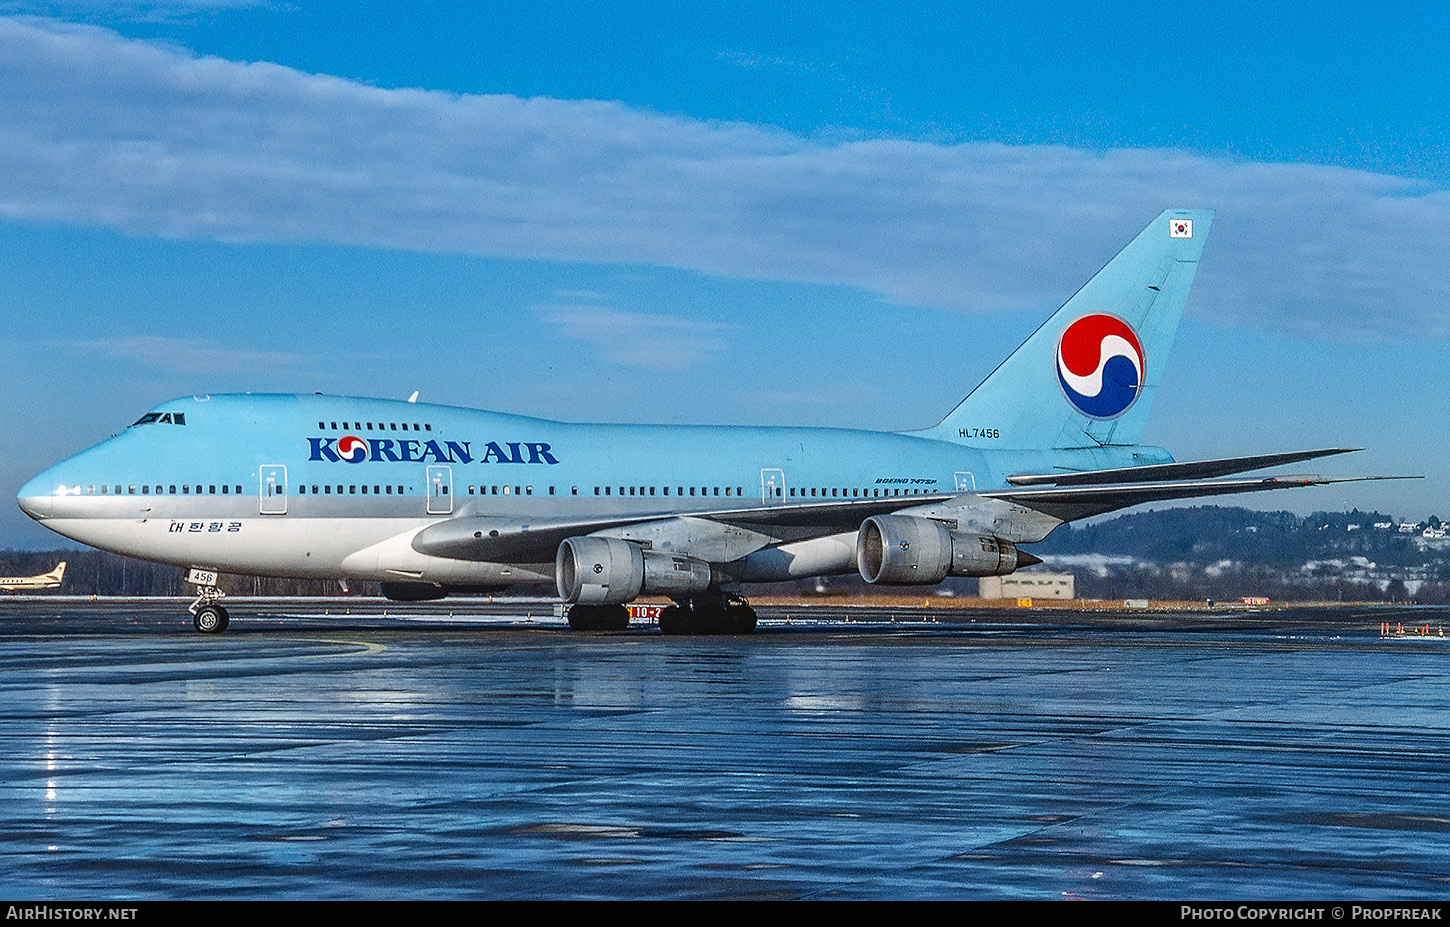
[192,602,230,633]
[187,568,229,634]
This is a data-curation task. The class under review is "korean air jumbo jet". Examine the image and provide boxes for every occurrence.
[17,209,1376,633]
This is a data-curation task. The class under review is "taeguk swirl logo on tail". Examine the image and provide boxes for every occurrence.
[1056,314,1145,419]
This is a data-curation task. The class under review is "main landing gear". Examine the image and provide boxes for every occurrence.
[564,592,758,635]
[658,592,757,636]
[566,603,630,631]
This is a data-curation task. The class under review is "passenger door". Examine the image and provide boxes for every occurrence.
[427,465,453,515]
[260,465,287,515]
[761,468,786,505]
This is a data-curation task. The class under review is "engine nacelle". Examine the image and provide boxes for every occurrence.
[640,550,714,598]
[856,515,1029,585]
[557,536,643,604]
[556,536,712,604]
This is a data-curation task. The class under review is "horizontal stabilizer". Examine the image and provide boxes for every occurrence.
[1006,448,1361,486]
[985,474,1413,523]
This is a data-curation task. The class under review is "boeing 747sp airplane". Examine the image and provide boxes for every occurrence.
[17,210,1380,633]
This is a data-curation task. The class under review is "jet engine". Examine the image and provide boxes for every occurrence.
[856,514,1035,584]
[556,536,713,605]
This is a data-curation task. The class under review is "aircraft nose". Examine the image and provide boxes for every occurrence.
[17,473,55,520]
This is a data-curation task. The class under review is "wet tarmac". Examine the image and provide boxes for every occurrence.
[1,597,1448,900]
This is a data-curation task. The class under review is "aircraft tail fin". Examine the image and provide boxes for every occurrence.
[50,562,66,582]
[913,208,1212,449]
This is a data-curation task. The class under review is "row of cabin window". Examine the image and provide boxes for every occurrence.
[467,486,748,497]
[584,486,922,499]
[463,485,931,499]
[790,487,927,498]
[85,484,243,495]
[595,485,746,497]
[75,482,934,500]
[320,421,431,432]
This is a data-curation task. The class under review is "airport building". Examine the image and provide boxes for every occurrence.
[979,572,1075,600]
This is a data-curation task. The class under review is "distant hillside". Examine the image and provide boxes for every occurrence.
[1030,506,1449,602]
[1035,507,1428,564]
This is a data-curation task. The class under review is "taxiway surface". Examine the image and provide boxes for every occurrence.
[1,598,1447,900]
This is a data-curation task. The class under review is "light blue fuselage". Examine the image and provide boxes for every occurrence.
[17,392,1168,582]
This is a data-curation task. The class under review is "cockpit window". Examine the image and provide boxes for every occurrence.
[130,412,186,427]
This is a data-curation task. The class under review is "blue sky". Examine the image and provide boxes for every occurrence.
[2,1,1448,548]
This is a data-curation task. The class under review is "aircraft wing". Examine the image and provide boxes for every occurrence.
[411,494,959,562]
[413,459,1405,563]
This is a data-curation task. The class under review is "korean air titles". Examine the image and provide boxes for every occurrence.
[308,435,559,466]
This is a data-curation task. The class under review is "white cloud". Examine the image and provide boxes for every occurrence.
[67,335,308,375]
[538,305,728,372]
[0,2,267,23]
[1,16,1449,339]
